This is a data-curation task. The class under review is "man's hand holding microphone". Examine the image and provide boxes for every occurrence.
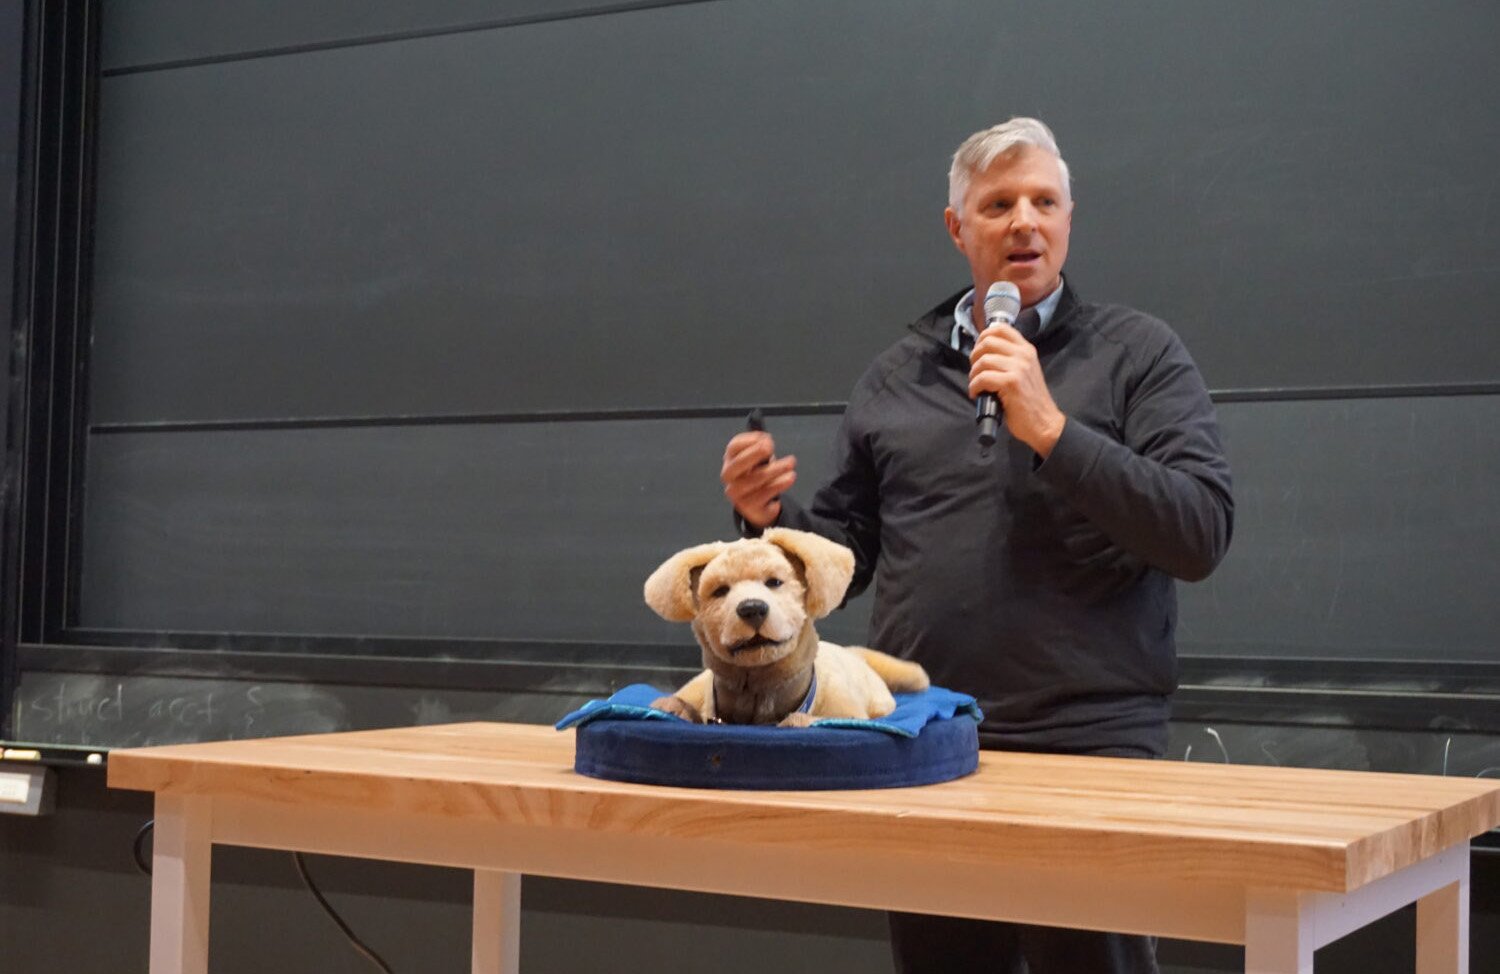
[969,280,1067,458]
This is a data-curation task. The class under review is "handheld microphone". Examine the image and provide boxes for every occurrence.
[975,281,1021,447]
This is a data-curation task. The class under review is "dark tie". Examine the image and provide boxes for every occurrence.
[1013,307,1042,342]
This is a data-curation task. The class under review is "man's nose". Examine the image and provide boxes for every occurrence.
[736,599,769,626]
[1010,200,1037,232]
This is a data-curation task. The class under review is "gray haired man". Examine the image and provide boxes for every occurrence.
[721,118,1233,973]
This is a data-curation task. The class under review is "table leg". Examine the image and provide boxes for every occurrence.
[1416,865,1470,974]
[149,794,212,974]
[1244,889,1313,974]
[472,869,521,974]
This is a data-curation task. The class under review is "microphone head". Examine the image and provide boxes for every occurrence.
[983,281,1022,326]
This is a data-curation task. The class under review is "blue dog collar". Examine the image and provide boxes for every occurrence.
[709,671,818,724]
[796,672,818,715]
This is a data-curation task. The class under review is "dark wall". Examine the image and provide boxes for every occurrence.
[86,0,1500,426]
[11,0,1492,745]
[69,395,1500,658]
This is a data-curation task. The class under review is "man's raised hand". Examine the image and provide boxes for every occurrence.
[721,431,796,529]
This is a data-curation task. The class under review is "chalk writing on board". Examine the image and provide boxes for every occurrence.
[25,681,125,725]
[14,674,347,748]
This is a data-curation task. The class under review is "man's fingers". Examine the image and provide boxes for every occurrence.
[970,351,1014,376]
[722,432,794,528]
[723,437,794,483]
[971,326,1033,362]
[970,325,1029,364]
[969,355,1019,393]
[737,499,782,530]
[725,430,770,457]
[722,432,775,480]
[724,457,796,502]
[974,321,1025,346]
[734,489,788,525]
[736,468,798,510]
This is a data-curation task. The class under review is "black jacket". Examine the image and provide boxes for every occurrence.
[776,282,1234,754]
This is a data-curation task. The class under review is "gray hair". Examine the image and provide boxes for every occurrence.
[947,117,1071,211]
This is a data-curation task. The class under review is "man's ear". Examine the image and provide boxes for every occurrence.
[762,528,854,619]
[944,207,965,254]
[643,542,728,622]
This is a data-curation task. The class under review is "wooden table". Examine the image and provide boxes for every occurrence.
[108,721,1500,974]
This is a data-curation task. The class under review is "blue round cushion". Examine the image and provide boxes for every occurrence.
[574,716,979,790]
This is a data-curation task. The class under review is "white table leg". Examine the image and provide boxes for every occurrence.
[1244,889,1313,974]
[472,869,521,974]
[149,794,212,974]
[1416,865,1469,974]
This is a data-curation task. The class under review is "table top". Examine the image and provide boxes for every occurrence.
[108,721,1500,894]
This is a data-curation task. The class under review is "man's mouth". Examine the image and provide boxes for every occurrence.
[728,634,784,655]
[1007,250,1042,264]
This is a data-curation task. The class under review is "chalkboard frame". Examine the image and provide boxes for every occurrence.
[5,0,1500,756]
[14,639,1500,734]
[0,0,36,744]
[3,0,105,743]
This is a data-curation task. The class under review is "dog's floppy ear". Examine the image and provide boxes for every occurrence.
[643,541,729,622]
[761,528,854,619]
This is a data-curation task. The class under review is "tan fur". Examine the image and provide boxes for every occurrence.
[643,529,929,726]
[642,541,728,622]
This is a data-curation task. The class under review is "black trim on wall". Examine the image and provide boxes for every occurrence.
[81,382,1500,436]
[0,1,41,740]
[17,639,700,695]
[34,628,701,667]
[1174,656,1500,735]
[19,637,1500,736]
[100,0,724,78]
[1171,687,1500,737]
[1211,382,1500,403]
[12,0,98,648]
[87,402,852,435]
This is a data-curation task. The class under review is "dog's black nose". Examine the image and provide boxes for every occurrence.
[736,599,769,625]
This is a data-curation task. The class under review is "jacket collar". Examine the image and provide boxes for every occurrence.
[909,279,1081,357]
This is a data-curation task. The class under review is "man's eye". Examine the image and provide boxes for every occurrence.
[711,585,730,598]
[1039,197,1056,207]
[765,578,783,589]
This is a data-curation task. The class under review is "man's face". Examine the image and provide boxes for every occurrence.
[944,145,1073,309]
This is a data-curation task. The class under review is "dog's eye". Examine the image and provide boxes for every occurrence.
[710,585,730,599]
[765,578,783,589]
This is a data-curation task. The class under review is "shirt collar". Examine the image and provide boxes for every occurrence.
[951,279,1065,351]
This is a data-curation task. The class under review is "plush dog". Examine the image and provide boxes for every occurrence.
[644,528,929,727]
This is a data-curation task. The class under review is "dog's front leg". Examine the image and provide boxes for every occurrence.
[777,712,817,728]
[650,671,713,723]
[650,694,704,723]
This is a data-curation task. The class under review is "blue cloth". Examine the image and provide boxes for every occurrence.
[555,683,982,738]
[557,684,984,790]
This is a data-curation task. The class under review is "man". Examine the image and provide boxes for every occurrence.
[720,117,1233,973]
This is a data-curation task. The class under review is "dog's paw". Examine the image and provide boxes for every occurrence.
[650,695,703,723]
[777,711,818,728]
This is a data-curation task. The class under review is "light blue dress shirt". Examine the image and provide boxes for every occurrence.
[950,279,1065,352]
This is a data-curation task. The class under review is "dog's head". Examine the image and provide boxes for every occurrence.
[643,528,855,668]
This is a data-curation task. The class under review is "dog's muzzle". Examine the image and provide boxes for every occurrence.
[728,633,783,655]
[736,599,769,626]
